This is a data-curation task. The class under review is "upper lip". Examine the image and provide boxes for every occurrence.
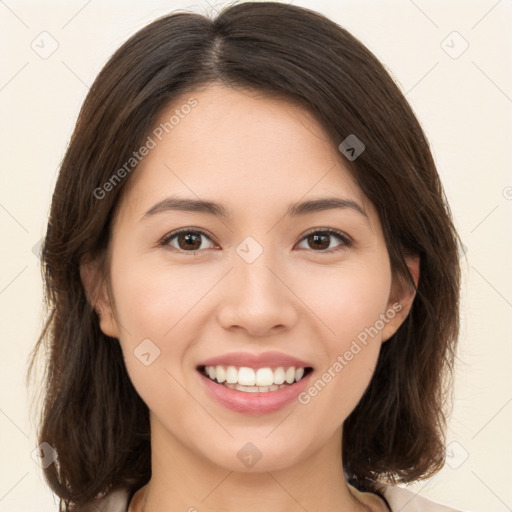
[197,351,313,370]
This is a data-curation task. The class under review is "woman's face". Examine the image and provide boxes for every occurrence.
[89,84,417,472]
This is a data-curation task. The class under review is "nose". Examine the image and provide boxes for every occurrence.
[216,247,298,337]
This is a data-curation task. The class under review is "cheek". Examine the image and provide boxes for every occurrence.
[110,254,206,340]
[294,261,391,419]
[107,255,188,391]
[110,265,192,417]
[108,253,225,411]
[294,259,392,343]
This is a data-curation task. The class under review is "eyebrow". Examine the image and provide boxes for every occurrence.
[140,195,368,221]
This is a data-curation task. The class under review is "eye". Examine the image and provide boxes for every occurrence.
[159,227,352,254]
[296,228,352,253]
[160,228,217,253]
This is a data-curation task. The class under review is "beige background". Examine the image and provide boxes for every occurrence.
[1,0,511,511]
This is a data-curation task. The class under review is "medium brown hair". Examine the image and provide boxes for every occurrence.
[27,1,461,509]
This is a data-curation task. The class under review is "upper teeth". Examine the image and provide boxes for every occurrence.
[204,366,306,386]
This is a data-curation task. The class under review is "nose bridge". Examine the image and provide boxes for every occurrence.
[233,234,283,301]
[216,234,296,333]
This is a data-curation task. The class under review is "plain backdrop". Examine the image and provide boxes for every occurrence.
[0,0,511,511]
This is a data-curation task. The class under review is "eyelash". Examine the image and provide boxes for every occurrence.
[159,227,353,255]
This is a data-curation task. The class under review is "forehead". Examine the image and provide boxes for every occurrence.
[115,84,376,227]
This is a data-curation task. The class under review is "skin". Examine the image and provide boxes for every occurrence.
[82,83,419,512]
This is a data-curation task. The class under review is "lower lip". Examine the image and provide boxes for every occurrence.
[197,370,313,415]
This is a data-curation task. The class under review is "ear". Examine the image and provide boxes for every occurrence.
[381,254,420,342]
[79,259,120,339]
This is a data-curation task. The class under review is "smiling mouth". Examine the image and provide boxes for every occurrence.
[197,365,314,393]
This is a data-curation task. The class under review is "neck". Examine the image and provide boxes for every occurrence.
[130,481,376,512]
[127,417,385,512]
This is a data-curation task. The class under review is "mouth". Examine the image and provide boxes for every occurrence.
[196,364,314,393]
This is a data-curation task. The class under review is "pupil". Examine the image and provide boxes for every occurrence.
[180,233,200,250]
[310,233,328,250]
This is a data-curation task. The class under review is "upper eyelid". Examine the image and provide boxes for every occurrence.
[163,227,218,244]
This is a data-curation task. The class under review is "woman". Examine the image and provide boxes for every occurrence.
[27,2,468,511]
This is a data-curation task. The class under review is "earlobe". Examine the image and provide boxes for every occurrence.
[79,260,119,339]
[381,255,420,342]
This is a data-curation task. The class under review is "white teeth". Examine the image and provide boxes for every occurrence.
[235,384,259,392]
[202,365,309,388]
[215,365,226,383]
[224,382,290,393]
[255,368,274,387]
[273,367,286,384]
[238,367,256,386]
[226,366,238,384]
[285,367,295,384]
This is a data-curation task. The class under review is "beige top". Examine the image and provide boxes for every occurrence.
[80,482,471,511]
